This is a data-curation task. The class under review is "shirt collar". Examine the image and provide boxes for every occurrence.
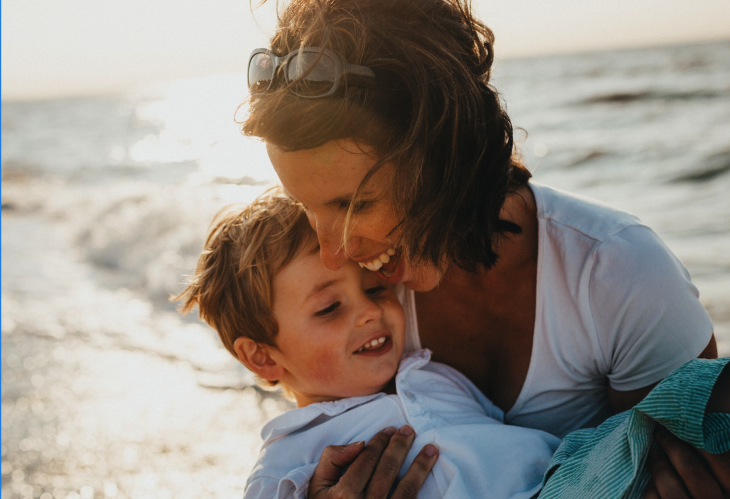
[260,349,432,443]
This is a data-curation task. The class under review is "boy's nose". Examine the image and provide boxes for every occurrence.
[356,295,383,327]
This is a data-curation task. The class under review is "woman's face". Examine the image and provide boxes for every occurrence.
[267,139,442,292]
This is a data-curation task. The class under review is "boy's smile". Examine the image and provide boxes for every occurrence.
[268,241,405,407]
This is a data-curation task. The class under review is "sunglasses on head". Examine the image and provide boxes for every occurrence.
[247,47,377,98]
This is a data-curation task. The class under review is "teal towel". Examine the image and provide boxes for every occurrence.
[539,357,730,499]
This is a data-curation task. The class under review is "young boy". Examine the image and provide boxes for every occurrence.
[177,188,730,499]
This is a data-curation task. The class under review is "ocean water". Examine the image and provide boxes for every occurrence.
[2,41,730,498]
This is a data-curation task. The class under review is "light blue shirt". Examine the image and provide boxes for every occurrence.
[244,350,560,499]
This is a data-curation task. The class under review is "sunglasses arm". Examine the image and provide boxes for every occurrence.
[343,63,377,87]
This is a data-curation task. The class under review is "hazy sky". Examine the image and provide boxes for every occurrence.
[2,0,729,100]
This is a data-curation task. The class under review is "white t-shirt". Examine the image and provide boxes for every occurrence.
[244,350,560,499]
[397,182,714,438]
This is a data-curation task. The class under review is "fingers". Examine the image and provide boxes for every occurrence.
[308,440,366,499]
[642,479,661,499]
[647,447,690,499]
[699,448,730,496]
[705,361,730,414]
[653,425,724,499]
[364,425,418,499]
[390,443,439,499]
[336,426,399,495]
[308,425,438,499]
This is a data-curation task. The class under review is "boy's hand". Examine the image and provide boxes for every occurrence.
[308,425,439,499]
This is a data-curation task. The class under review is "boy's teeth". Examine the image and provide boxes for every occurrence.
[387,248,396,256]
[379,254,390,264]
[357,336,387,352]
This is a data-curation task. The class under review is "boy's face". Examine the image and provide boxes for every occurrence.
[269,242,405,407]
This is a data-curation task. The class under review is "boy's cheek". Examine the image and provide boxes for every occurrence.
[310,352,347,383]
[383,303,407,344]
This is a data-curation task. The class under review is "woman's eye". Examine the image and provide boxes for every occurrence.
[339,200,371,213]
[315,302,340,317]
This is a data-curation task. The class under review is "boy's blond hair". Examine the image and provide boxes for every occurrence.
[175,186,314,387]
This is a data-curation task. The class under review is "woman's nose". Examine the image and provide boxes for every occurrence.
[312,216,361,270]
[318,238,349,270]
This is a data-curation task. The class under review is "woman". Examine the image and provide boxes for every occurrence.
[242,0,727,497]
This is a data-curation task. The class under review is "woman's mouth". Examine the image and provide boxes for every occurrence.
[354,334,393,356]
[357,249,405,284]
[358,248,396,273]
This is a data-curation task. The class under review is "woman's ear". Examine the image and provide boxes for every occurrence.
[233,337,284,382]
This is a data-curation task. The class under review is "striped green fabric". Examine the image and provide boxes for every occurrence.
[538,357,730,499]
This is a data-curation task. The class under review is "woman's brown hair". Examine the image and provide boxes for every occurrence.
[242,0,531,272]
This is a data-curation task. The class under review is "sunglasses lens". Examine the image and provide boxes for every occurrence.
[287,53,337,96]
[248,53,275,93]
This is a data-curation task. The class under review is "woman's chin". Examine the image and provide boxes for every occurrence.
[378,255,442,292]
[402,274,441,292]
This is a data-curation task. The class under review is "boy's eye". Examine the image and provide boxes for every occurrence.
[315,301,340,317]
[365,286,387,296]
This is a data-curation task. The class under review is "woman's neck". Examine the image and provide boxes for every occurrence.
[413,183,539,410]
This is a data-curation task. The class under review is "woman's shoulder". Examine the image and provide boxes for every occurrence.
[529,182,643,244]
[529,183,699,305]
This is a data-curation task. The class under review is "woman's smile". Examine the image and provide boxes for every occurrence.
[267,140,399,268]
[267,141,444,291]
[357,248,396,272]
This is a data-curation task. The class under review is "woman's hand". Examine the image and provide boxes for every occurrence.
[642,425,730,499]
[308,425,439,499]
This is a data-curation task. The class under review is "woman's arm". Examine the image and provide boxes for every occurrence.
[607,335,728,499]
[307,426,438,499]
[608,336,718,414]
[642,358,730,499]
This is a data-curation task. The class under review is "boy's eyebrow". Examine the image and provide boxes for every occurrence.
[306,279,342,302]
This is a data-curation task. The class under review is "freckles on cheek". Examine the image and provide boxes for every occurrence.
[306,350,347,385]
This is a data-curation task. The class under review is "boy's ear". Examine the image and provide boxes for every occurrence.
[233,337,284,382]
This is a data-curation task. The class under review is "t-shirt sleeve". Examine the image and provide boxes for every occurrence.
[589,224,714,392]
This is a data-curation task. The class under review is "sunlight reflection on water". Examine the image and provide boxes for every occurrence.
[1,216,293,498]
